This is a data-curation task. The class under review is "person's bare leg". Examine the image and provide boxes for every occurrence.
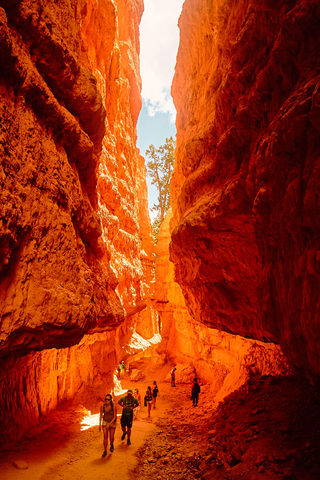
[109,427,115,451]
[121,426,127,440]
[148,402,151,417]
[102,427,108,455]
[127,427,132,444]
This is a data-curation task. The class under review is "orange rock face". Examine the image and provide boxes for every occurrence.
[0,0,151,357]
[0,331,118,444]
[170,0,320,377]
[0,0,157,442]
[154,210,290,402]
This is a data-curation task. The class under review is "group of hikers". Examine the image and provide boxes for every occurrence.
[171,367,200,406]
[99,381,159,457]
[99,366,201,457]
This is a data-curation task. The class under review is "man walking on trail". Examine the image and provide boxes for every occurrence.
[171,367,176,387]
[191,377,200,406]
[118,389,138,445]
[119,360,126,377]
[152,380,159,409]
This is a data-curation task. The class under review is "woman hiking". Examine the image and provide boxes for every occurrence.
[99,393,117,457]
[134,388,141,419]
[144,386,153,417]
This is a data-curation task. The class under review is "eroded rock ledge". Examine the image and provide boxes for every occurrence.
[0,0,149,358]
[154,210,290,404]
[0,0,157,443]
[170,0,320,377]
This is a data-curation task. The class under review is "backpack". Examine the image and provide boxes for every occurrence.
[123,396,135,415]
[145,391,152,403]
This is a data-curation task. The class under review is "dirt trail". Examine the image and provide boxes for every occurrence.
[2,368,318,480]
[0,372,207,480]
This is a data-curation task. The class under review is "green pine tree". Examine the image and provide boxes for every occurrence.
[145,136,175,242]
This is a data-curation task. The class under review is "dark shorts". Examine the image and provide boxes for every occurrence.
[121,412,133,429]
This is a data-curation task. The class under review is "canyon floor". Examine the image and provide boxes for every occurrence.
[1,365,320,480]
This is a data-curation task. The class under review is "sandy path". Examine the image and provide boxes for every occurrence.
[4,372,320,480]
[0,378,173,480]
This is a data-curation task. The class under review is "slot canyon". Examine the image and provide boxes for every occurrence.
[0,0,320,479]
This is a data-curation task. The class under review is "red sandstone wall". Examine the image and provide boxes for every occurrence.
[0,0,157,442]
[0,0,117,356]
[154,210,290,403]
[170,0,320,377]
[0,0,153,355]
[0,331,118,445]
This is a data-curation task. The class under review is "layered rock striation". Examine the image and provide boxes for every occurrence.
[170,0,320,377]
[0,0,157,442]
[0,331,118,444]
[0,0,151,357]
[154,210,290,403]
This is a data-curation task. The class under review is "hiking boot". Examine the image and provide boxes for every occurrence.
[102,451,107,457]
[110,444,114,452]
[121,432,127,440]
[127,438,131,445]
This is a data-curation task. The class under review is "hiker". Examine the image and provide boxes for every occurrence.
[119,360,126,378]
[99,393,117,457]
[144,386,153,417]
[152,380,159,409]
[133,388,141,419]
[171,367,176,387]
[191,377,201,407]
[118,389,138,445]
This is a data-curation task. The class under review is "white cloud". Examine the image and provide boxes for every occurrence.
[140,0,184,120]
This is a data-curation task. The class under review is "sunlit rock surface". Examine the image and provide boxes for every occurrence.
[154,210,290,403]
[0,331,118,445]
[170,0,320,377]
[0,0,157,442]
[0,0,150,356]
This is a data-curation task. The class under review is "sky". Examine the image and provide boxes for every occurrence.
[136,0,184,215]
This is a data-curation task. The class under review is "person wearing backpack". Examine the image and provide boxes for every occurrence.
[99,393,117,457]
[152,380,159,409]
[119,360,126,377]
[118,389,138,445]
[191,377,201,407]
